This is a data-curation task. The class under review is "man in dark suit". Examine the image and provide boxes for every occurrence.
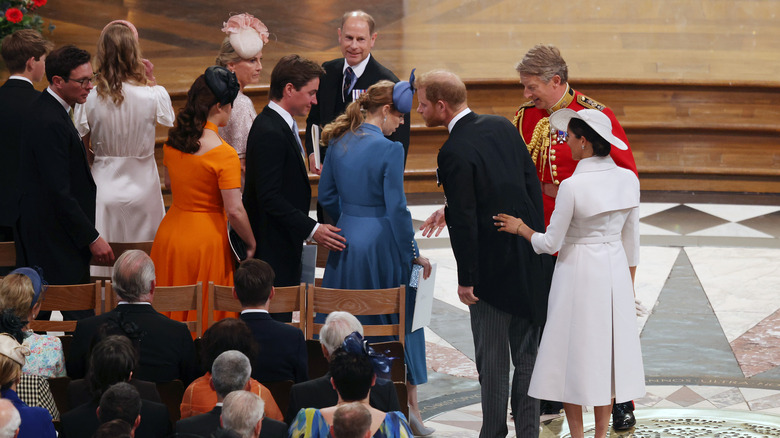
[67,250,198,384]
[234,258,307,383]
[176,351,286,438]
[61,381,170,438]
[243,54,345,292]
[305,10,410,173]
[0,29,52,255]
[16,45,114,299]
[416,70,552,438]
[285,311,401,424]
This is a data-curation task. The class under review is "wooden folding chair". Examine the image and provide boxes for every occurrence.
[29,283,102,332]
[89,241,154,283]
[306,285,406,346]
[306,339,329,380]
[207,282,306,332]
[0,241,15,267]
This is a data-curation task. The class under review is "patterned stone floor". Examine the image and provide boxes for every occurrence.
[405,192,780,437]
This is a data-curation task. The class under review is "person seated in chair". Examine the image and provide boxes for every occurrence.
[179,318,283,422]
[175,350,286,438]
[67,250,198,384]
[234,259,307,383]
[285,312,401,424]
[60,336,170,438]
[220,390,267,438]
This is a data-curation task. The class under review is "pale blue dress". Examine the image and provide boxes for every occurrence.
[318,124,427,385]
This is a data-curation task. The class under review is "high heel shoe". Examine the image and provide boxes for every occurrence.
[409,413,435,436]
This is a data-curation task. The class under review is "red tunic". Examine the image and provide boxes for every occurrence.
[513,85,637,227]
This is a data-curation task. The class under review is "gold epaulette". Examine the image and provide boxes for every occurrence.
[577,94,606,111]
[511,100,535,128]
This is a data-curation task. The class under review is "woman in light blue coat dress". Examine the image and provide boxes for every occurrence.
[318,75,434,435]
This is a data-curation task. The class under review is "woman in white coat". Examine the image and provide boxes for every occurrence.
[494,108,645,438]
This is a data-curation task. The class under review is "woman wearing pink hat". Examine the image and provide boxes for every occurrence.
[495,108,645,438]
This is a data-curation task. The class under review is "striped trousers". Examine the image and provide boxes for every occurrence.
[470,300,540,438]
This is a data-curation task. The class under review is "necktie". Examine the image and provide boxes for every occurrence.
[292,119,307,170]
[343,67,355,102]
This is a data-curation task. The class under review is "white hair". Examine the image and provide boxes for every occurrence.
[0,399,20,438]
[222,390,264,438]
[320,311,363,355]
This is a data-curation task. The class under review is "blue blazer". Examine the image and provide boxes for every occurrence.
[1,388,55,438]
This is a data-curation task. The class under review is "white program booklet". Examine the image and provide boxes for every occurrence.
[411,263,437,332]
[311,125,321,171]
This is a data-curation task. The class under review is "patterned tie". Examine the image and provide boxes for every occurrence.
[292,119,307,170]
[343,66,355,102]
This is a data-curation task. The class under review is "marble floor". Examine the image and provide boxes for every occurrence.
[403,192,780,437]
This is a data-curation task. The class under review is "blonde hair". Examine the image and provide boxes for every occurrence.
[215,37,243,67]
[0,275,34,321]
[95,22,149,105]
[515,44,568,83]
[0,353,20,390]
[321,80,395,145]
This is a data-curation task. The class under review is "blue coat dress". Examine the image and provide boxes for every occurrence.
[318,124,426,384]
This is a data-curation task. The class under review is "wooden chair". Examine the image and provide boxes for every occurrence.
[261,380,293,418]
[372,341,406,383]
[306,339,329,380]
[0,241,15,267]
[58,335,73,364]
[47,376,72,416]
[207,282,306,332]
[156,380,185,424]
[305,285,406,346]
[29,283,102,332]
[106,281,203,335]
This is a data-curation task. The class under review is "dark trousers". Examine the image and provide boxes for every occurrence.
[470,300,540,438]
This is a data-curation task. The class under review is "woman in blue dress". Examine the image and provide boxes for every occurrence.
[318,74,434,435]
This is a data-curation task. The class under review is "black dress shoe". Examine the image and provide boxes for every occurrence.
[612,401,636,431]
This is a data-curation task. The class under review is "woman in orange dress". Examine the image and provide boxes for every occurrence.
[151,66,256,327]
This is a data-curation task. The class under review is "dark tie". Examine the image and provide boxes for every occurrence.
[343,67,355,102]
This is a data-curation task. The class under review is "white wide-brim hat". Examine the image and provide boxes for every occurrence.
[549,108,628,150]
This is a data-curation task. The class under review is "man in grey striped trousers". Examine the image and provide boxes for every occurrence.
[417,70,553,437]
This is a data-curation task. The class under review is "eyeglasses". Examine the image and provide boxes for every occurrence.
[65,73,98,88]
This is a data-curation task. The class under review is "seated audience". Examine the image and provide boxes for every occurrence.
[176,350,286,438]
[179,318,283,421]
[93,419,133,438]
[289,340,412,438]
[97,382,142,427]
[234,259,307,383]
[332,402,372,438]
[286,312,401,424]
[0,399,20,438]
[67,250,198,384]
[60,337,170,438]
[0,332,55,437]
[221,390,265,438]
[0,268,64,418]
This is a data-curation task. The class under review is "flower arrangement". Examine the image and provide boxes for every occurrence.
[0,0,49,41]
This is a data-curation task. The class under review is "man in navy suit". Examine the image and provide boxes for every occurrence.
[243,54,345,291]
[305,10,410,173]
[234,259,307,383]
[0,29,52,264]
[16,45,114,294]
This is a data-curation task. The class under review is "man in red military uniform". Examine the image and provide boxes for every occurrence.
[514,44,638,431]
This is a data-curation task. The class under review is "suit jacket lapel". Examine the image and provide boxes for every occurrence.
[42,91,93,177]
[265,106,308,181]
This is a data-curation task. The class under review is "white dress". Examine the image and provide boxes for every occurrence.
[527,156,645,406]
[74,82,174,246]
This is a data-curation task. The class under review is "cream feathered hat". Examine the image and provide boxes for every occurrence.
[0,334,29,367]
[221,13,270,59]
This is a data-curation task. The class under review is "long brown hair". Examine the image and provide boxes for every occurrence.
[95,22,149,105]
[321,80,395,145]
[167,75,218,154]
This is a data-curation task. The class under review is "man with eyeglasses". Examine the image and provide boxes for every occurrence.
[17,45,114,321]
